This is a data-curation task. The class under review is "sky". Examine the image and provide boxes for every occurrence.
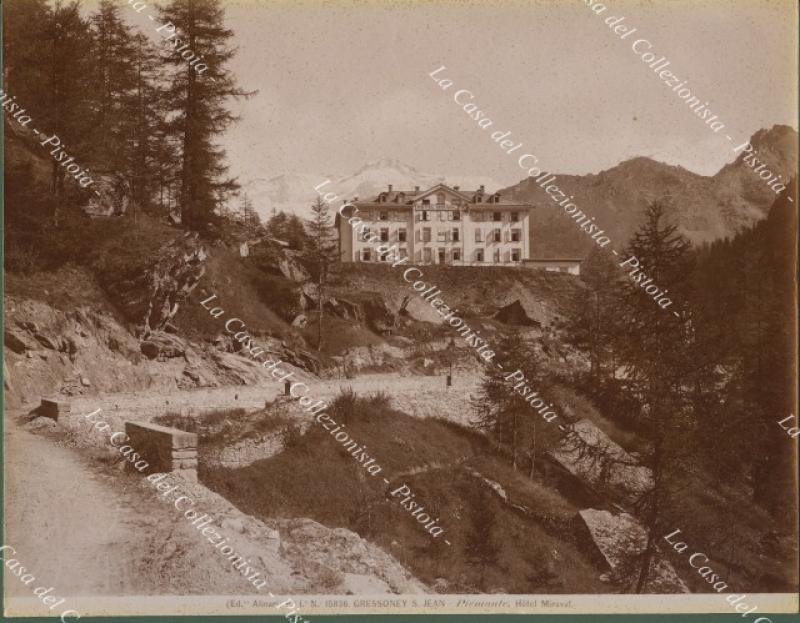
[121,0,797,187]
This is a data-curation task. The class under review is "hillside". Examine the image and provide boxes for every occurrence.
[202,393,611,594]
[500,125,797,257]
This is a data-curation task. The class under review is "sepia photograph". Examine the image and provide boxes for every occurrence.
[2,0,798,619]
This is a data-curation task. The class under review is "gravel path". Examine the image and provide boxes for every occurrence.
[60,372,481,428]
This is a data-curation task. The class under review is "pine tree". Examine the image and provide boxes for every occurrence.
[157,0,252,232]
[304,196,338,353]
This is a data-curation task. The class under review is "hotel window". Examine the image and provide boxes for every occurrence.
[362,249,371,261]
[423,227,431,242]
[512,248,521,262]
[379,211,388,221]
[361,227,372,241]
[422,210,430,221]
[493,228,502,242]
[423,248,432,263]
[422,199,430,206]
[475,229,483,243]
[476,249,484,262]
[436,192,445,206]
[493,212,502,222]
[398,229,407,242]
[453,249,461,261]
[437,230,448,242]
[379,250,390,262]
[452,210,461,221]
[493,249,500,263]
[438,248,446,263]
[399,247,408,258]
[452,228,460,242]
[511,212,519,222]
[511,228,521,242]
[380,228,389,242]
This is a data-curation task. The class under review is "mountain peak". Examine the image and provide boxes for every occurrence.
[351,157,421,177]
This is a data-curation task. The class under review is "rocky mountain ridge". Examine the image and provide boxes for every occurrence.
[501,124,797,257]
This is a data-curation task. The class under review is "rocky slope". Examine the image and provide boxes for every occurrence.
[499,125,797,257]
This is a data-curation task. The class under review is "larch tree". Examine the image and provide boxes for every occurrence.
[472,332,560,472]
[613,201,696,593]
[42,0,94,214]
[125,32,172,218]
[157,0,252,233]
[88,0,138,175]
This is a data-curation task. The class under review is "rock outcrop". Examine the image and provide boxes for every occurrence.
[574,509,689,593]
[104,232,207,332]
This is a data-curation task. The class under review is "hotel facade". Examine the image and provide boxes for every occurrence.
[336,183,534,266]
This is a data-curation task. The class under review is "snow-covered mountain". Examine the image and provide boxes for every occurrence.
[241,158,503,220]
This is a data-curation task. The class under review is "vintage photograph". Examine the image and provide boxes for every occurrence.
[2,0,798,619]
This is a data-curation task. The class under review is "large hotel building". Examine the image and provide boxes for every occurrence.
[336,183,534,266]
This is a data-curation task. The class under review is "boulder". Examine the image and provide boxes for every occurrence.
[4,329,33,354]
[493,299,540,327]
[291,314,307,328]
[325,297,362,321]
[24,416,59,432]
[279,250,311,282]
[144,331,187,358]
[140,341,160,359]
[33,332,60,350]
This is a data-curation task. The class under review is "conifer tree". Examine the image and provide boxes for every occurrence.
[2,0,51,113]
[304,196,338,353]
[561,247,622,391]
[613,201,696,593]
[473,333,560,471]
[240,193,261,234]
[88,0,138,173]
[42,1,94,213]
[266,210,289,240]
[126,32,174,216]
[157,0,252,232]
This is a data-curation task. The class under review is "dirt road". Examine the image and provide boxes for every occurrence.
[2,417,300,612]
[62,372,480,429]
[3,421,146,598]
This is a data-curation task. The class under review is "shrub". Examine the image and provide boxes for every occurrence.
[251,273,298,322]
[280,422,304,449]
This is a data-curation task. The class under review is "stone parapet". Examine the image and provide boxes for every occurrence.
[125,421,198,478]
[40,398,71,421]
